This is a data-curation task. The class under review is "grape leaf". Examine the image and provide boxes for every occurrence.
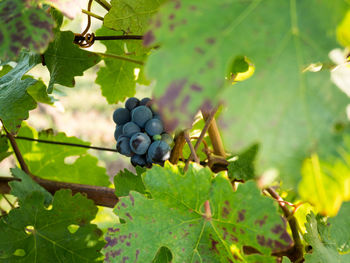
[304,213,350,263]
[0,51,40,133]
[145,0,350,186]
[104,0,165,34]
[114,167,146,197]
[228,144,259,182]
[0,0,54,60]
[0,135,11,162]
[9,167,53,205]
[40,0,84,19]
[104,163,292,262]
[16,124,110,187]
[329,202,350,253]
[43,30,101,93]
[0,190,104,262]
[298,152,350,216]
[95,26,148,104]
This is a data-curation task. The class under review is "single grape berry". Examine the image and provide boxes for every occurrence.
[148,140,171,162]
[140,97,151,106]
[130,132,151,155]
[125,97,140,111]
[131,154,147,167]
[153,134,162,141]
[123,122,141,137]
[161,133,174,145]
[116,136,133,157]
[113,108,130,125]
[114,125,124,141]
[145,118,163,136]
[131,106,153,128]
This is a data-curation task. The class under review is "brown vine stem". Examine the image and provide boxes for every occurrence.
[74,35,143,42]
[95,52,144,65]
[184,106,219,171]
[201,108,226,158]
[82,9,104,21]
[265,187,304,262]
[184,131,199,166]
[169,131,186,164]
[94,0,111,11]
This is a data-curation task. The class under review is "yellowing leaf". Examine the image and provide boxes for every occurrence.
[337,10,350,47]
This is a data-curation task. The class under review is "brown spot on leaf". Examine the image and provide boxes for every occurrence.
[207,60,214,69]
[195,47,205,54]
[240,229,245,234]
[255,215,268,226]
[206,37,216,45]
[237,209,246,222]
[230,234,238,243]
[126,242,130,246]
[129,194,134,206]
[190,5,197,10]
[222,207,230,218]
[143,30,155,46]
[210,238,219,253]
[169,14,175,20]
[169,24,175,31]
[190,84,202,92]
[280,231,292,243]
[155,19,162,28]
[271,224,283,234]
[122,256,129,263]
[121,202,126,208]
[136,250,140,260]
[257,235,265,246]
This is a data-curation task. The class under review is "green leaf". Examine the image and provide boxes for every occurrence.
[0,135,11,162]
[114,167,146,197]
[229,56,250,75]
[228,144,259,181]
[298,153,350,216]
[104,0,165,34]
[0,51,41,133]
[0,0,54,60]
[304,213,350,263]
[0,190,104,262]
[152,247,172,263]
[16,124,110,187]
[95,26,148,104]
[9,167,53,205]
[104,163,292,262]
[145,0,350,186]
[282,257,292,263]
[329,202,350,253]
[43,30,101,93]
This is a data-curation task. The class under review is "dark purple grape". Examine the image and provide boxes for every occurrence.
[131,106,153,128]
[116,136,133,157]
[147,141,170,162]
[140,97,151,106]
[123,122,141,137]
[114,125,124,141]
[131,155,147,167]
[130,132,151,155]
[125,97,140,111]
[113,108,130,125]
[145,118,163,136]
[161,133,173,145]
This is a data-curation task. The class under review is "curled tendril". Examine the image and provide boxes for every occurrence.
[74,33,95,48]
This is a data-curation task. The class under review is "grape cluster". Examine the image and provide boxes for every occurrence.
[113,97,173,167]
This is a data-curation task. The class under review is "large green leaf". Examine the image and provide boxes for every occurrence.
[304,213,350,263]
[0,190,104,262]
[104,0,165,34]
[329,202,350,253]
[0,52,40,133]
[43,30,101,92]
[144,0,350,186]
[0,0,54,60]
[104,163,292,262]
[16,124,110,187]
[95,27,148,104]
[299,153,350,216]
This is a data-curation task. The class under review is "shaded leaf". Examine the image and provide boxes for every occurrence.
[329,202,350,253]
[104,0,165,34]
[114,167,146,197]
[228,144,259,181]
[16,124,110,187]
[0,135,11,162]
[104,163,292,262]
[95,26,148,104]
[43,30,101,92]
[304,213,350,263]
[0,0,54,60]
[0,51,40,133]
[0,190,104,262]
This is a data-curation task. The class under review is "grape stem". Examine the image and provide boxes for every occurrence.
[184,131,200,167]
[265,187,304,262]
[94,52,144,65]
[94,0,111,11]
[184,106,219,171]
[82,9,104,21]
